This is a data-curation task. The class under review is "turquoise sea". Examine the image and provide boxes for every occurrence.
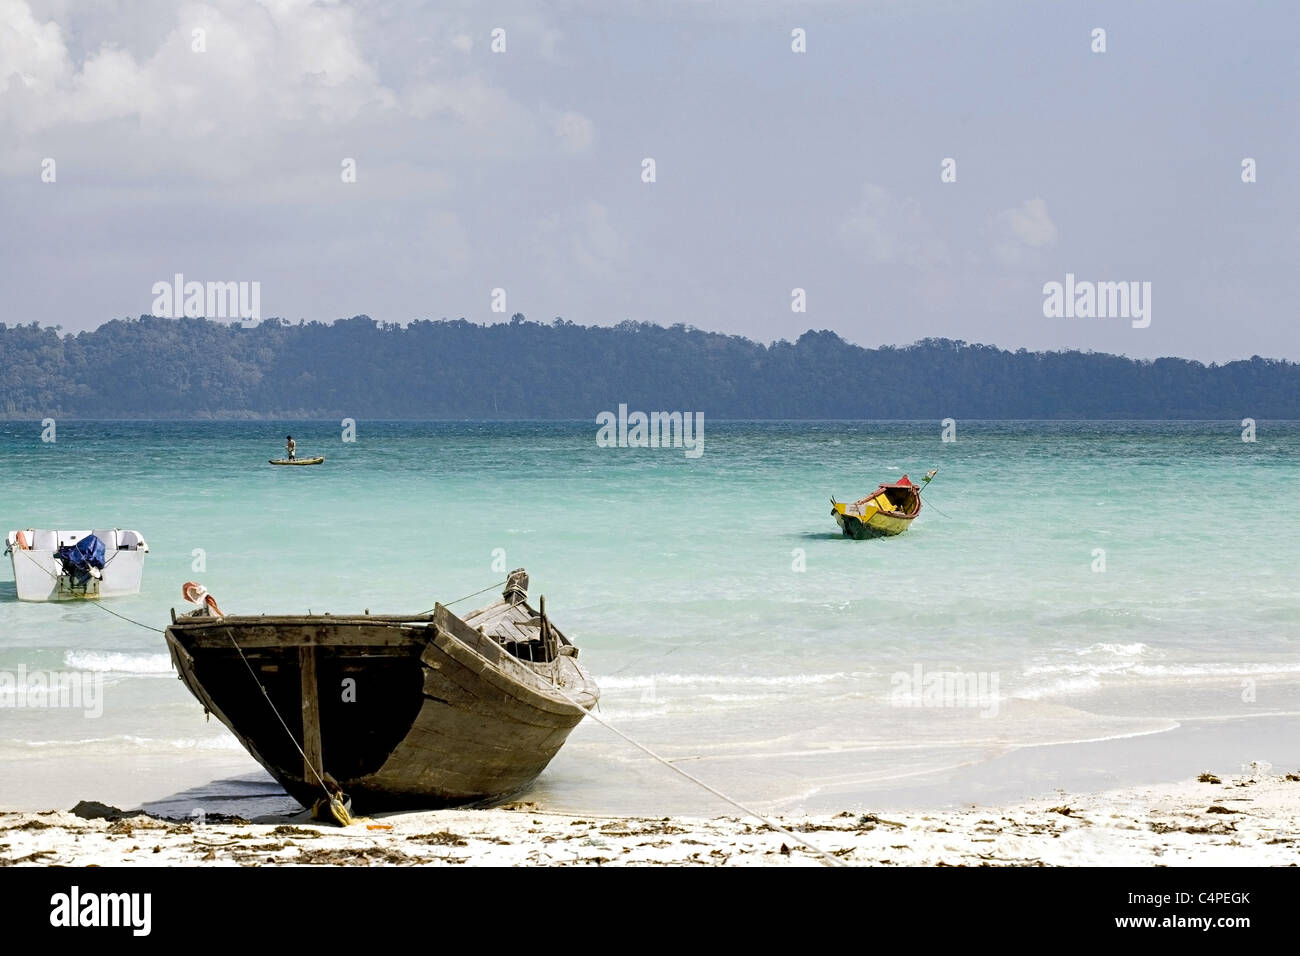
[1,421,1297,816]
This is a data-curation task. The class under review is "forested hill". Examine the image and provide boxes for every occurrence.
[0,314,1295,419]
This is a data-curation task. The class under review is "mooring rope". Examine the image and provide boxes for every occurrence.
[15,548,68,583]
[220,625,333,800]
[88,600,165,633]
[552,687,846,867]
[918,490,952,519]
[29,562,328,801]
[15,550,162,630]
[15,554,337,811]
[427,580,845,864]
[418,579,507,615]
[39,563,844,854]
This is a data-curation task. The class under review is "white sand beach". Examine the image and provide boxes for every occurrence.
[3,770,1296,867]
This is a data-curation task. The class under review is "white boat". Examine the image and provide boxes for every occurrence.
[4,529,149,601]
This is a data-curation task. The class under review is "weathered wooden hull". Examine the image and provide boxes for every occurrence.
[164,576,598,810]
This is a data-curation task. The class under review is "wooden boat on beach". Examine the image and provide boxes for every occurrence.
[163,569,598,810]
[831,470,936,539]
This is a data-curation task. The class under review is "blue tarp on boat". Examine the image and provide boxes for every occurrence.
[56,534,106,585]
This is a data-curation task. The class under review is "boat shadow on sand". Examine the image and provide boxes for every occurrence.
[125,772,530,825]
[136,772,302,823]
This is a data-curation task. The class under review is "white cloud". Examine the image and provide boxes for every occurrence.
[0,0,73,94]
[1002,197,1057,247]
[551,110,594,153]
[989,197,1057,265]
[1,0,390,134]
[839,182,947,267]
[0,0,577,179]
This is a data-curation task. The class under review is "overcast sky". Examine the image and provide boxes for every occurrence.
[1,0,1296,361]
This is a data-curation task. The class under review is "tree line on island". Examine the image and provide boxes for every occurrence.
[0,314,1295,419]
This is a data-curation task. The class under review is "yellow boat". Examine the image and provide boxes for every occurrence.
[831,470,936,539]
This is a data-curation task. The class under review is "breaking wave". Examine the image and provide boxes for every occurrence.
[62,651,173,675]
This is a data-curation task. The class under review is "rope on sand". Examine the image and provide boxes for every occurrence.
[556,689,846,868]
[69,572,844,853]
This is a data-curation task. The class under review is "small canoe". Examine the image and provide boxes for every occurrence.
[269,457,325,466]
[832,470,935,539]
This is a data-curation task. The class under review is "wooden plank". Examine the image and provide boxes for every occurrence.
[422,628,591,721]
[172,613,435,629]
[420,656,581,731]
[468,601,576,650]
[433,604,503,664]
[299,645,323,786]
[170,622,427,650]
[462,600,520,630]
[455,601,560,654]
[364,707,565,797]
[430,632,589,717]
[429,606,598,713]
[163,632,193,671]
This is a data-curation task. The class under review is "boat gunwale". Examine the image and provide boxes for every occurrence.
[165,605,597,711]
[169,613,436,628]
[843,481,922,520]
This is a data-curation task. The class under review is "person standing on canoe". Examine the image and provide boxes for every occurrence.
[285,435,296,461]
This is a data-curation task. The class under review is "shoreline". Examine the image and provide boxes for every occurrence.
[3,770,1296,867]
[5,711,1300,822]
